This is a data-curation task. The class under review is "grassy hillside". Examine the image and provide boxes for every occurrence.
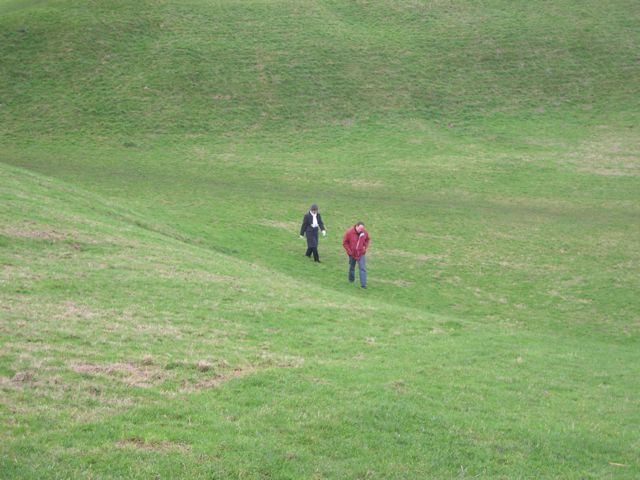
[1,0,640,478]
[2,162,638,478]
[1,0,638,137]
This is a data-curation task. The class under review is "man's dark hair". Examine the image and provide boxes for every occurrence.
[355,221,365,227]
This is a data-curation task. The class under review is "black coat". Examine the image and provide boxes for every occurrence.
[300,212,325,235]
[300,212,325,248]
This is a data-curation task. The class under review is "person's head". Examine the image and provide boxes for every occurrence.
[355,221,365,233]
[310,204,318,213]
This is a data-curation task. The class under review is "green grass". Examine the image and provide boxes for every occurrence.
[1,0,639,478]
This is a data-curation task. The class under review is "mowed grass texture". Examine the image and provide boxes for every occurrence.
[1,0,640,478]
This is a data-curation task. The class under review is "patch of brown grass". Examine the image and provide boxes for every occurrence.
[384,249,446,262]
[416,232,459,241]
[117,437,190,452]
[196,360,213,372]
[70,362,165,388]
[376,278,414,287]
[0,219,101,244]
[565,139,640,177]
[335,118,355,127]
[1,298,113,328]
[256,351,305,369]
[149,264,233,283]
[11,371,35,383]
[334,178,383,189]
[190,365,257,391]
[0,265,43,283]
[185,353,304,391]
[258,219,298,230]
[135,323,182,336]
[1,225,70,241]
[54,301,101,321]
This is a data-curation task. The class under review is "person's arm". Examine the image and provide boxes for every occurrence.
[342,231,352,256]
[362,232,370,253]
[300,215,308,237]
[318,213,326,235]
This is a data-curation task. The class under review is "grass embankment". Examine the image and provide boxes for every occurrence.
[1,0,639,478]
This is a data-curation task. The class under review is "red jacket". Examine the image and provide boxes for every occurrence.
[342,226,370,260]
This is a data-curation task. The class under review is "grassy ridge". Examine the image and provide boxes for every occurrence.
[1,0,640,477]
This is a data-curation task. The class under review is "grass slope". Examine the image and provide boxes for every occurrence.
[2,161,638,478]
[1,0,640,478]
[1,0,638,137]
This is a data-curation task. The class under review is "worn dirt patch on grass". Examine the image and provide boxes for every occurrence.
[184,353,304,391]
[190,365,258,391]
[71,362,165,387]
[11,371,35,383]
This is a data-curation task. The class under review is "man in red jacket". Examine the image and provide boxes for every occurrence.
[342,221,370,289]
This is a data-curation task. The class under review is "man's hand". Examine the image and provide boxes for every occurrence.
[322,230,326,237]
[300,235,304,239]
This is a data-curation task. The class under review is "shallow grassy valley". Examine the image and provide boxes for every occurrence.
[1,0,639,478]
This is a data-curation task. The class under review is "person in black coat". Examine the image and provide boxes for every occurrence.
[299,203,326,262]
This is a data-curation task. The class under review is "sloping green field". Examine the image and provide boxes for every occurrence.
[1,0,639,478]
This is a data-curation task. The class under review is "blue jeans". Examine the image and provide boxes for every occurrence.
[349,255,366,287]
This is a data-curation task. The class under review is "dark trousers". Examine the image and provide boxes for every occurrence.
[305,246,319,261]
[305,228,320,261]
